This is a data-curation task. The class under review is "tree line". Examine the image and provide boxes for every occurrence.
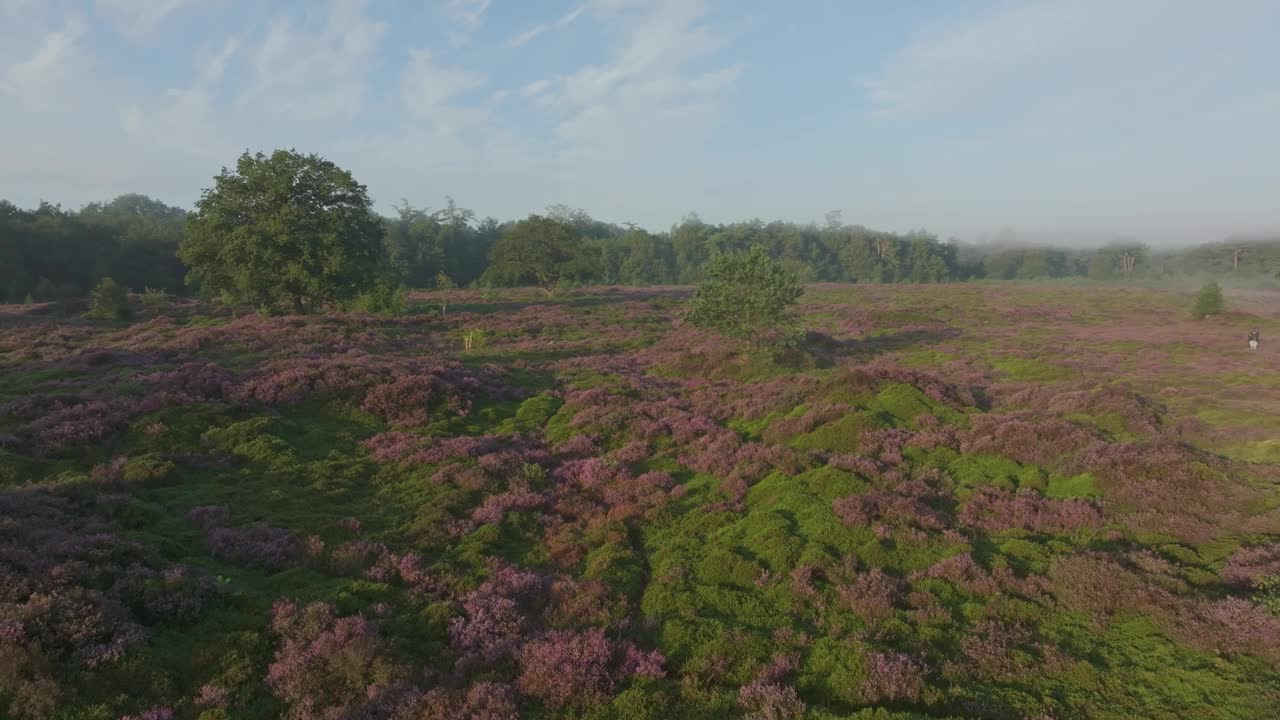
[3,149,1279,306]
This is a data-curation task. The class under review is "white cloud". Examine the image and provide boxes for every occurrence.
[95,0,193,37]
[401,48,487,127]
[236,0,388,125]
[3,14,88,108]
[543,0,741,158]
[519,78,551,98]
[195,35,240,84]
[859,0,1258,118]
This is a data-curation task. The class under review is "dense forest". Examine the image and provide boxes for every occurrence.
[3,194,1279,304]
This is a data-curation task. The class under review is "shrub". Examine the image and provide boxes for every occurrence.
[687,246,804,350]
[738,681,805,720]
[265,600,399,718]
[121,454,175,483]
[1221,542,1280,588]
[1192,280,1225,317]
[861,651,925,703]
[958,487,1103,534]
[347,279,407,316]
[205,526,294,570]
[1254,575,1280,615]
[517,628,616,710]
[85,277,132,321]
[449,593,526,668]
[141,287,169,313]
[838,569,900,620]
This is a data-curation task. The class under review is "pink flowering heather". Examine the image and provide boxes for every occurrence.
[195,683,230,708]
[517,628,617,710]
[920,553,1000,596]
[620,644,667,679]
[755,652,801,685]
[960,413,1097,473]
[958,619,1034,682]
[1220,542,1280,588]
[266,600,398,719]
[958,487,1104,534]
[837,568,900,620]
[470,484,545,526]
[450,592,527,668]
[360,431,429,463]
[205,525,294,570]
[738,681,805,720]
[833,482,949,531]
[360,375,435,426]
[460,681,521,720]
[24,398,137,453]
[861,651,926,703]
[557,433,601,458]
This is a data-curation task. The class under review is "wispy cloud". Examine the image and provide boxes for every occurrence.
[545,0,742,157]
[444,0,492,47]
[507,3,587,48]
[95,0,193,37]
[519,78,551,98]
[401,48,488,130]
[3,14,88,108]
[236,0,388,125]
[859,0,1248,118]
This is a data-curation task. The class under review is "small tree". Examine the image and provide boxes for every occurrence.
[141,287,168,314]
[85,277,132,321]
[1192,280,1225,318]
[347,279,407,316]
[687,246,804,348]
[436,271,456,318]
[486,215,600,295]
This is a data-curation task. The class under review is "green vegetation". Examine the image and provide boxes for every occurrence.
[85,276,132,321]
[2,281,1275,719]
[6,174,1280,307]
[485,214,601,295]
[687,246,804,349]
[1192,280,1226,317]
[179,150,389,314]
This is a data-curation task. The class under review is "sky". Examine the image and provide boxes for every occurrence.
[2,0,1278,245]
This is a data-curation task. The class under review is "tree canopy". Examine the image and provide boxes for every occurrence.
[485,215,600,294]
[6,176,1280,306]
[1192,280,1226,317]
[179,150,387,313]
[687,245,804,347]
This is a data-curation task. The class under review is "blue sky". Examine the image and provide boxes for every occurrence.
[2,0,1278,245]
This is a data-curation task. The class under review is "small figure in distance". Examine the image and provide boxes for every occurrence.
[1248,328,1260,351]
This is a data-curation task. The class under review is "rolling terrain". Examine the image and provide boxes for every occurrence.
[1,283,1278,720]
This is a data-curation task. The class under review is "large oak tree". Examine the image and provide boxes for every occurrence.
[179,150,387,313]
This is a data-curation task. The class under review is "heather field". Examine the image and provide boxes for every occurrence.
[2,282,1279,720]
